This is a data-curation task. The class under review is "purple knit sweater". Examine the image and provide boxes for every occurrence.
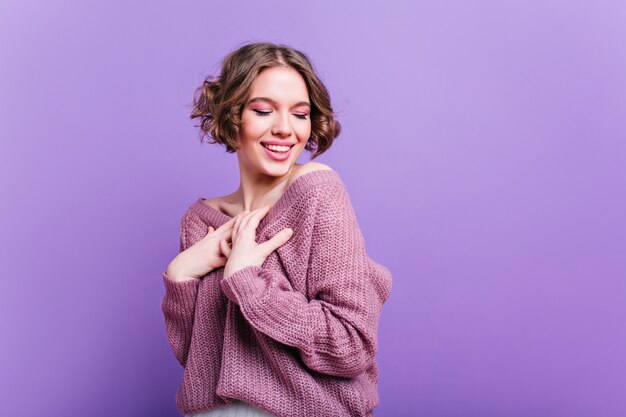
[161,169,393,417]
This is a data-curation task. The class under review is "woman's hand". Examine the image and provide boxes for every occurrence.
[166,216,237,282]
[223,205,294,279]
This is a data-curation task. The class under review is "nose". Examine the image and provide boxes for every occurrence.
[271,112,292,137]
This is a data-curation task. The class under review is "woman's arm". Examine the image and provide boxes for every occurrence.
[220,182,393,378]
[161,209,202,367]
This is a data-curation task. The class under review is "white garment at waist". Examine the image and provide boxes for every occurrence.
[186,399,276,417]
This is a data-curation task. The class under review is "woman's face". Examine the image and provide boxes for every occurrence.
[236,65,312,178]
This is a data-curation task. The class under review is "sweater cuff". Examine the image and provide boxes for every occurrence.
[220,265,267,306]
[162,272,200,306]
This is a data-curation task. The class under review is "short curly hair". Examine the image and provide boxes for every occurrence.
[189,42,341,159]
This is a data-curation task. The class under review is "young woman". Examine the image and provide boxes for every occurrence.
[161,42,393,417]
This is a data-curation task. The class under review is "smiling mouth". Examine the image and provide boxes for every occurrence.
[261,143,294,153]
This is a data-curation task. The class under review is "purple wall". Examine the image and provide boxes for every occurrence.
[1,1,625,416]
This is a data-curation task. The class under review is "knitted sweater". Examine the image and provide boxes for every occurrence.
[161,169,393,417]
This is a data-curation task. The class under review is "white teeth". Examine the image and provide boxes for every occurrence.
[263,144,291,152]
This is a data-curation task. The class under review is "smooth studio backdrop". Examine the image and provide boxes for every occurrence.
[1,1,625,416]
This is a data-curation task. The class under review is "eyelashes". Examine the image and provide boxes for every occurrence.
[253,109,308,120]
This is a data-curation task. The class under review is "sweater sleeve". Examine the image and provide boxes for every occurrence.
[219,181,393,378]
[161,208,202,368]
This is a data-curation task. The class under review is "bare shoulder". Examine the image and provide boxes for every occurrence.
[201,163,334,215]
[201,194,236,217]
[293,161,334,179]
[201,196,220,210]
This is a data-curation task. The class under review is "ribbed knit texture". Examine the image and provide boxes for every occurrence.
[161,169,393,417]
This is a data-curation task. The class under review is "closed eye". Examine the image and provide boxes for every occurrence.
[253,109,308,120]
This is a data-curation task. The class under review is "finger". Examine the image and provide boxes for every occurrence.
[243,205,271,232]
[204,219,234,243]
[213,221,235,239]
[239,206,265,232]
[224,229,233,244]
[232,210,249,242]
[216,216,237,231]
[220,237,231,257]
[232,212,243,242]
[203,225,214,239]
[259,227,293,254]
[223,244,231,258]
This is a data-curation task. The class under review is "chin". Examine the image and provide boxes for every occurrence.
[262,163,296,177]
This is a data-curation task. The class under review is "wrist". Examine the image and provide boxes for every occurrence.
[165,273,199,283]
[223,264,240,280]
[165,263,198,283]
[223,263,259,280]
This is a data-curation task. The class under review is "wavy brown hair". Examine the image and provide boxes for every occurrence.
[189,42,341,159]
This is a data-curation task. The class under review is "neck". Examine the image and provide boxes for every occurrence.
[232,162,300,213]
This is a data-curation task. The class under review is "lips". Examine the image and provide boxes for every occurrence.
[260,141,296,147]
[261,142,293,161]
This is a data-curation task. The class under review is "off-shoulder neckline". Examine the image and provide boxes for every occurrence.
[190,169,340,227]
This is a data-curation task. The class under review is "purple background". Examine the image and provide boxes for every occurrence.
[1,1,625,416]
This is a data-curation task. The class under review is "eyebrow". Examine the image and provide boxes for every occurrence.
[247,96,311,108]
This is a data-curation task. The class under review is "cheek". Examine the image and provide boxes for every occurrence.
[241,115,268,136]
[296,122,312,140]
